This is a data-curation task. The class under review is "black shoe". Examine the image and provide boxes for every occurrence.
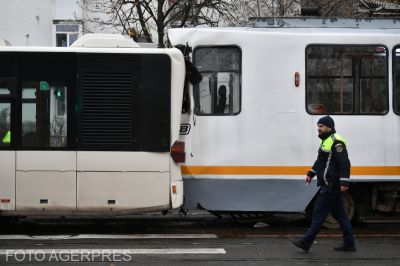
[290,238,309,252]
[334,244,356,252]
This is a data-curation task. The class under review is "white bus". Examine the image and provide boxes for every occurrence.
[0,34,186,218]
[169,18,400,224]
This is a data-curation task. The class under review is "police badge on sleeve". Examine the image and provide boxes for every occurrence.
[335,144,344,153]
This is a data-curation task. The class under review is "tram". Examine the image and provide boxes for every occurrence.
[169,18,400,224]
[0,34,186,217]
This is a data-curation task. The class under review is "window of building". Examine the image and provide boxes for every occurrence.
[306,45,388,115]
[394,47,400,115]
[56,33,68,47]
[193,47,241,115]
[54,24,80,47]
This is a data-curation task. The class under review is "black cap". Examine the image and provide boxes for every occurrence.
[317,115,335,129]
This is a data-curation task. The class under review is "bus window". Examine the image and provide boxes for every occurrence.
[394,48,400,115]
[21,84,67,148]
[0,79,13,95]
[0,54,16,148]
[22,86,38,147]
[193,47,241,115]
[0,103,11,147]
[18,53,75,149]
[306,45,388,115]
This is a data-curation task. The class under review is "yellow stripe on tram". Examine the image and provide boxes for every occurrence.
[181,166,400,176]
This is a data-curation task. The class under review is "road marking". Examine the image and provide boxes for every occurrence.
[0,234,217,240]
[0,248,226,255]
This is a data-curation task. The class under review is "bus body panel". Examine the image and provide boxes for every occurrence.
[76,151,169,172]
[77,171,170,211]
[0,151,15,211]
[16,151,76,171]
[170,180,183,208]
[14,151,77,212]
[16,171,76,211]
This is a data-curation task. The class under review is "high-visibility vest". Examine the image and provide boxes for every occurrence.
[320,133,347,153]
[2,131,10,144]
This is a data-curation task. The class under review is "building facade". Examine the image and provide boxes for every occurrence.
[0,0,87,47]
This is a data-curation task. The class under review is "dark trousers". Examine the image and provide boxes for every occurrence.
[301,185,355,249]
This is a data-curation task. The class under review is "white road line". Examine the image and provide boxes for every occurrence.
[0,248,226,255]
[0,234,217,240]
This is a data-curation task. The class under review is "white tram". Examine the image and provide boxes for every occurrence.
[0,34,186,217]
[169,18,400,222]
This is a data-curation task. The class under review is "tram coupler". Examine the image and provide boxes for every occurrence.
[179,207,188,218]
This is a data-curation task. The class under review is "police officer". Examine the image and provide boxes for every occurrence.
[291,116,356,252]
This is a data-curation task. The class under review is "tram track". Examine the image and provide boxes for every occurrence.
[1,210,400,238]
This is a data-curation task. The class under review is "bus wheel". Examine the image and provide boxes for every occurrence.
[322,192,355,229]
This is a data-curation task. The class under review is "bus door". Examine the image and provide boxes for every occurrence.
[0,53,17,211]
[15,53,77,212]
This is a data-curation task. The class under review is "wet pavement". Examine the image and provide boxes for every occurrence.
[0,211,399,265]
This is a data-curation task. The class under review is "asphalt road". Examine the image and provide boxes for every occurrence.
[0,211,399,265]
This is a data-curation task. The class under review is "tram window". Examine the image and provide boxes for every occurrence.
[306,45,388,115]
[193,47,241,115]
[394,48,400,115]
[0,103,11,147]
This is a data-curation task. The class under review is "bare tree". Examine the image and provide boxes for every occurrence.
[79,0,233,47]
[301,0,358,17]
[0,106,10,134]
[50,117,67,147]
[223,0,301,26]
[356,0,400,17]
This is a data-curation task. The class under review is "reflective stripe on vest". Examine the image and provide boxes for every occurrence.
[2,131,10,144]
[320,133,347,153]
[321,133,347,185]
